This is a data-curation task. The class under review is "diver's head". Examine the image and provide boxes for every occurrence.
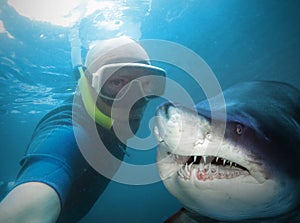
[83,36,166,134]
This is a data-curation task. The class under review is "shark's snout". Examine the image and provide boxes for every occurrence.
[160,102,174,119]
[155,102,213,157]
[155,102,182,123]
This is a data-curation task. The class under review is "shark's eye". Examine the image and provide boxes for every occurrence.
[236,124,244,135]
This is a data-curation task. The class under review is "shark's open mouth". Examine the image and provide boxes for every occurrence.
[168,153,250,181]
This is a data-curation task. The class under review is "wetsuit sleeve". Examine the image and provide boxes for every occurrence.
[11,98,125,222]
[13,105,88,207]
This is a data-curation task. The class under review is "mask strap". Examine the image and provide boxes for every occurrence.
[77,66,114,129]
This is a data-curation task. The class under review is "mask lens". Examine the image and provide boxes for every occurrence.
[100,70,133,99]
[92,63,166,101]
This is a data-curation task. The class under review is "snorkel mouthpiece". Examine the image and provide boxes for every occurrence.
[77,66,114,129]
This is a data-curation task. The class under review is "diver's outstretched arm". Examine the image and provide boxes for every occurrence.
[0,182,60,223]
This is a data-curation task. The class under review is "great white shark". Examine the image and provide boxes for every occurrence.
[154,81,300,222]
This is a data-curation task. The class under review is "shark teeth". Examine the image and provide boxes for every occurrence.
[173,154,249,181]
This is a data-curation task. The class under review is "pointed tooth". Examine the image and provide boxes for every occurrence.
[223,159,226,166]
[188,162,193,172]
[193,156,197,163]
[182,168,188,178]
[203,156,207,164]
[180,167,187,178]
[199,161,204,171]
[178,169,184,178]
[185,163,188,173]
[207,163,212,176]
[216,157,219,162]
[230,161,233,168]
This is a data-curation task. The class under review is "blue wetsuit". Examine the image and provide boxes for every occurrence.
[13,95,126,222]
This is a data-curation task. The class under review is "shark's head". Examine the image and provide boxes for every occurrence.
[154,81,300,221]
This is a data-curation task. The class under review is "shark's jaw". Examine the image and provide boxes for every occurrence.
[154,103,300,221]
[162,154,250,182]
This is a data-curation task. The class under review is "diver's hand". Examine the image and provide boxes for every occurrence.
[0,182,60,223]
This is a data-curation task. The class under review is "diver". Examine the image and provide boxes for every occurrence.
[0,36,166,223]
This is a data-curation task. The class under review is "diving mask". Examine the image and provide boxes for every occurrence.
[91,62,166,101]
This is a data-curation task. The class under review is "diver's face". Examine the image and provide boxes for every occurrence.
[97,68,150,124]
[90,63,165,136]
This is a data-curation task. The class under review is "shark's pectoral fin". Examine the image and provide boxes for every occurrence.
[165,208,217,223]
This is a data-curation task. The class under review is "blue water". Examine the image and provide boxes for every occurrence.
[0,0,299,222]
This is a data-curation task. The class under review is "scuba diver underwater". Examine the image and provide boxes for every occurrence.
[0,36,166,223]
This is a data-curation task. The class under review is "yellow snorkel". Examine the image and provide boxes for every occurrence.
[69,27,113,129]
[77,66,114,129]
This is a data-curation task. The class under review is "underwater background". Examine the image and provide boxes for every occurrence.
[0,0,299,222]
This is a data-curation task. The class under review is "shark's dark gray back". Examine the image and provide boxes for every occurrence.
[196,81,300,177]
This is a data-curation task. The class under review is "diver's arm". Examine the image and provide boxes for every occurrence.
[0,182,61,223]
